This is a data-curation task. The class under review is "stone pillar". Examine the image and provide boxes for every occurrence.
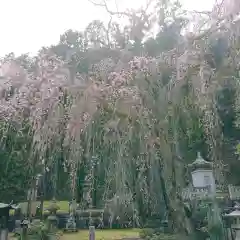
[0,229,8,240]
[89,226,95,240]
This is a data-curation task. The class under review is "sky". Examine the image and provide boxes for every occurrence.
[0,0,215,57]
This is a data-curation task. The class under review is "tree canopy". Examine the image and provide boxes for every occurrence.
[0,0,240,236]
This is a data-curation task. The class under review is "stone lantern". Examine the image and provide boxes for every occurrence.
[188,152,215,194]
[0,203,17,240]
[46,199,59,231]
[182,152,225,239]
[65,199,78,232]
[224,203,240,240]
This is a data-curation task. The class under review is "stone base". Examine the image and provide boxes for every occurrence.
[236,229,240,240]
[63,227,78,233]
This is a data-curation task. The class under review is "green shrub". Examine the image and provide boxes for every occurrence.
[139,228,155,238]
[140,228,185,240]
[145,233,179,240]
[16,220,61,240]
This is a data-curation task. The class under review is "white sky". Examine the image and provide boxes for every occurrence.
[0,0,214,57]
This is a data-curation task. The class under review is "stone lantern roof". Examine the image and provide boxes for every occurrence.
[188,152,213,171]
[0,203,17,209]
[224,204,240,218]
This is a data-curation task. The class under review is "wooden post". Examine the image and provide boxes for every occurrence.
[89,226,95,240]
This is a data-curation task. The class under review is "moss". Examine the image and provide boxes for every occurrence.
[10,201,69,215]
[61,229,140,240]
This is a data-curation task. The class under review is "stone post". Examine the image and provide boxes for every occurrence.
[89,226,95,240]
[0,229,8,240]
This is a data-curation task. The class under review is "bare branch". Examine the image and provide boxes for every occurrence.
[189,10,212,15]
[87,0,133,17]
[88,0,154,18]
[106,16,113,47]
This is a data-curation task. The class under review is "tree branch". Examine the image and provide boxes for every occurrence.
[88,0,154,18]
[87,0,133,17]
